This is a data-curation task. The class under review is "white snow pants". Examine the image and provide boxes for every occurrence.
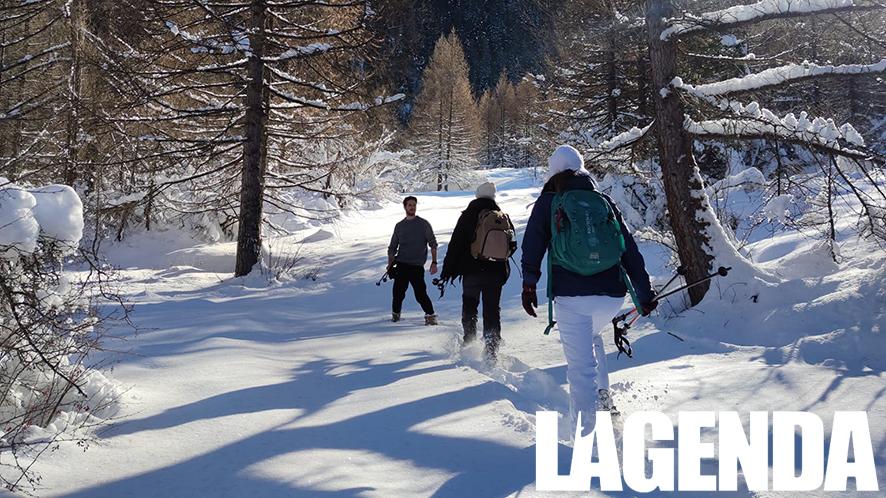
[554,295,625,434]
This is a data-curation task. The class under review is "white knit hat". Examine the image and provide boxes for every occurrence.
[475,182,496,199]
[545,144,590,182]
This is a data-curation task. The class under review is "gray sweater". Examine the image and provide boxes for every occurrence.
[388,216,437,266]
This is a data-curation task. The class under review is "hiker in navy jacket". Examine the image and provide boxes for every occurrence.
[521,145,656,435]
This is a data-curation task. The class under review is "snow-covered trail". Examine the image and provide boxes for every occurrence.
[33,169,570,498]
[26,169,885,497]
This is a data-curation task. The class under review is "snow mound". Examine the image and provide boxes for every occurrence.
[0,180,83,258]
[299,228,334,244]
[761,239,839,279]
[659,235,885,370]
[29,185,84,250]
[0,181,39,258]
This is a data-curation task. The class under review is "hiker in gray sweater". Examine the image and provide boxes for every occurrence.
[387,196,438,325]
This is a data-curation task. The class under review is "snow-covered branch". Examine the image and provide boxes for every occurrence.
[684,110,875,160]
[593,123,653,153]
[672,59,886,96]
[662,0,883,40]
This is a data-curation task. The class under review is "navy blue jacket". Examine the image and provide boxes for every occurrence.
[521,173,654,302]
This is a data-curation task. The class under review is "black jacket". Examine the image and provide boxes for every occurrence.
[441,198,509,282]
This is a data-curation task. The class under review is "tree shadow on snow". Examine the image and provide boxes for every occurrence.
[63,364,563,498]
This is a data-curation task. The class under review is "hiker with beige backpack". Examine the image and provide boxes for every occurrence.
[438,182,517,361]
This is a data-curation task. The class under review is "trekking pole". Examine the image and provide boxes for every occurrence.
[375,271,390,286]
[610,265,687,335]
[431,277,446,299]
[657,265,686,296]
[650,266,730,305]
[611,266,731,359]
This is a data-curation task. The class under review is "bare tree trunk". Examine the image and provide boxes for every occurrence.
[64,0,84,186]
[847,77,859,118]
[445,85,453,192]
[774,140,783,196]
[604,30,618,130]
[235,0,268,276]
[437,98,444,191]
[637,55,649,118]
[145,179,154,231]
[810,18,821,107]
[825,156,838,262]
[646,0,714,305]
[0,30,6,168]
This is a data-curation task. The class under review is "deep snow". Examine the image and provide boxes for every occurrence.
[15,168,885,497]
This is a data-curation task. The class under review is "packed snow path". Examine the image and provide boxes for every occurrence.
[28,169,885,497]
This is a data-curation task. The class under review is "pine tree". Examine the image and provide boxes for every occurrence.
[410,30,480,191]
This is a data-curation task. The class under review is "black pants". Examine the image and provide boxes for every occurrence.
[392,263,435,315]
[462,272,504,344]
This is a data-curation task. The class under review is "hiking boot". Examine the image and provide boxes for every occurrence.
[424,314,438,326]
[391,312,401,323]
[484,335,500,363]
[462,317,477,345]
[484,345,497,363]
[598,388,620,416]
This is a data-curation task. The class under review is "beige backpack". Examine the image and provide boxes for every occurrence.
[470,209,516,261]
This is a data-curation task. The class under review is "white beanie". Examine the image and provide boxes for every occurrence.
[545,144,590,182]
[475,182,496,199]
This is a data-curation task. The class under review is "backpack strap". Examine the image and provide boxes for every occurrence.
[619,264,642,311]
[544,193,562,335]
[608,204,643,311]
[544,247,556,335]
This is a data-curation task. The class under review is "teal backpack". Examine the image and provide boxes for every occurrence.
[544,189,641,334]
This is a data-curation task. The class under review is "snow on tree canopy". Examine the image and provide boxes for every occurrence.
[0,180,83,258]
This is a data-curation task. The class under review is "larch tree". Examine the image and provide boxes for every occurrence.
[115,0,389,276]
[479,73,546,169]
[409,30,480,191]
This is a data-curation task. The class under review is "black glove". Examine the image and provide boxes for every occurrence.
[522,284,538,317]
[639,300,658,316]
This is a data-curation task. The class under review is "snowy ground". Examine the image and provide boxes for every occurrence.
[18,168,885,497]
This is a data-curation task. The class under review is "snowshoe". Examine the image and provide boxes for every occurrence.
[598,388,620,417]
[424,314,438,326]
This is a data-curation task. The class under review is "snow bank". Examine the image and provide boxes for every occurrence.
[29,185,84,251]
[763,194,793,223]
[0,180,83,258]
[672,240,886,370]
[0,179,39,258]
[660,176,886,371]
